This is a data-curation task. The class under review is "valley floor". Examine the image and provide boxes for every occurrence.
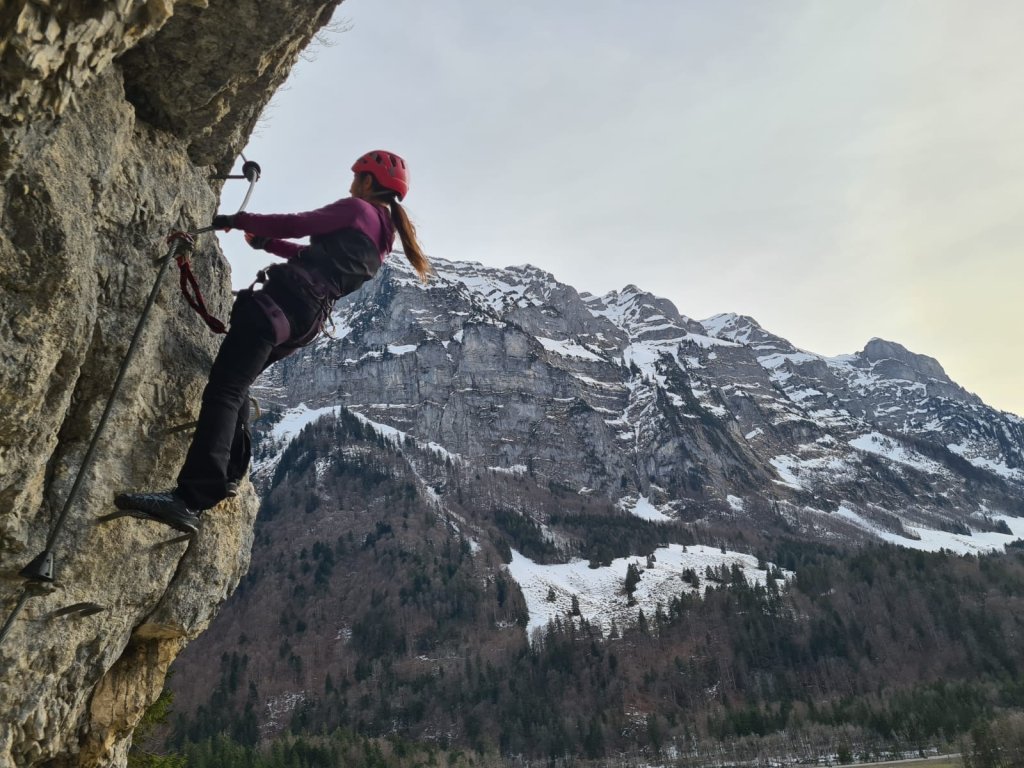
[856,755,959,768]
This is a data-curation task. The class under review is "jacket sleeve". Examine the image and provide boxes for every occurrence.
[262,238,303,260]
[233,198,366,239]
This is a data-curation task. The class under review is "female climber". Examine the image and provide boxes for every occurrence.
[115,150,431,533]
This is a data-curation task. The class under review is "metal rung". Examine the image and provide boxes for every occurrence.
[147,421,199,439]
[50,602,104,619]
[152,533,194,547]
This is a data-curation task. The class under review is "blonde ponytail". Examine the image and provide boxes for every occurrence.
[362,172,432,283]
[387,198,432,283]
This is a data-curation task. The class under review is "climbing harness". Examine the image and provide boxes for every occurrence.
[0,156,262,647]
[243,260,339,357]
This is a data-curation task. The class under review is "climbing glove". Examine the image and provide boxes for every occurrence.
[244,233,270,250]
[211,214,235,231]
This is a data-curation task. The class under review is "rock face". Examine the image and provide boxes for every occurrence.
[256,257,1024,536]
[0,2,341,766]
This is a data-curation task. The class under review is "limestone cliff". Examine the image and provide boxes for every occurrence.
[0,1,341,765]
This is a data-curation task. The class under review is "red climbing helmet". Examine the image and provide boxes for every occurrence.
[351,150,409,200]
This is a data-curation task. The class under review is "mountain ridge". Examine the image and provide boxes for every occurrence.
[256,255,1023,524]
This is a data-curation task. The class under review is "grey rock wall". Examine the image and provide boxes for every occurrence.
[0,1,341,765]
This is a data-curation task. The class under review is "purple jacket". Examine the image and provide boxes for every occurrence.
[233,198,395,262]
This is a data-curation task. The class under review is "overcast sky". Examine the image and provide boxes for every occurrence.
[220,0,1024,417]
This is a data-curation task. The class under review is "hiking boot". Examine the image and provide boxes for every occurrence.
[225,481,239,498]
[113,489,200,535]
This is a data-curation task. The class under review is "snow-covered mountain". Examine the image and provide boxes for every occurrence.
[255,255,1024,555]
[168,256,1024,753]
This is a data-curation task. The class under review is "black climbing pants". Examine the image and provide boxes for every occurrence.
[175,286,320,510]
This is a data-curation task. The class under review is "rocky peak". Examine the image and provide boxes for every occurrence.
[862,338,945,376]
[590,283,704,341]
[700,312,789,349]
[856,338,980,406]
[700,312,760,340]
[861,337,943,377]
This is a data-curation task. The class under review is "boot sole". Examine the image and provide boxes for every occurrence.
[116,509,199,535]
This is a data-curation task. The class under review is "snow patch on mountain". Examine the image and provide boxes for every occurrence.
[270,403,341,444]
[832,504,1024,555]
[506,544,787,639]
[758,351,818,374]
[348,409,460,463]
[770,451,856,490]
[770,456,804,489]
[387,344,418,356]
[253,403,342,477]
[849,432,950,477]
[489,464,528,476]
[537,337,604,362]
[619,495,673,522]
[947,442,1024,481]
[315,312,354,349]
[682,332,739,350]
[253,401,463,483]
